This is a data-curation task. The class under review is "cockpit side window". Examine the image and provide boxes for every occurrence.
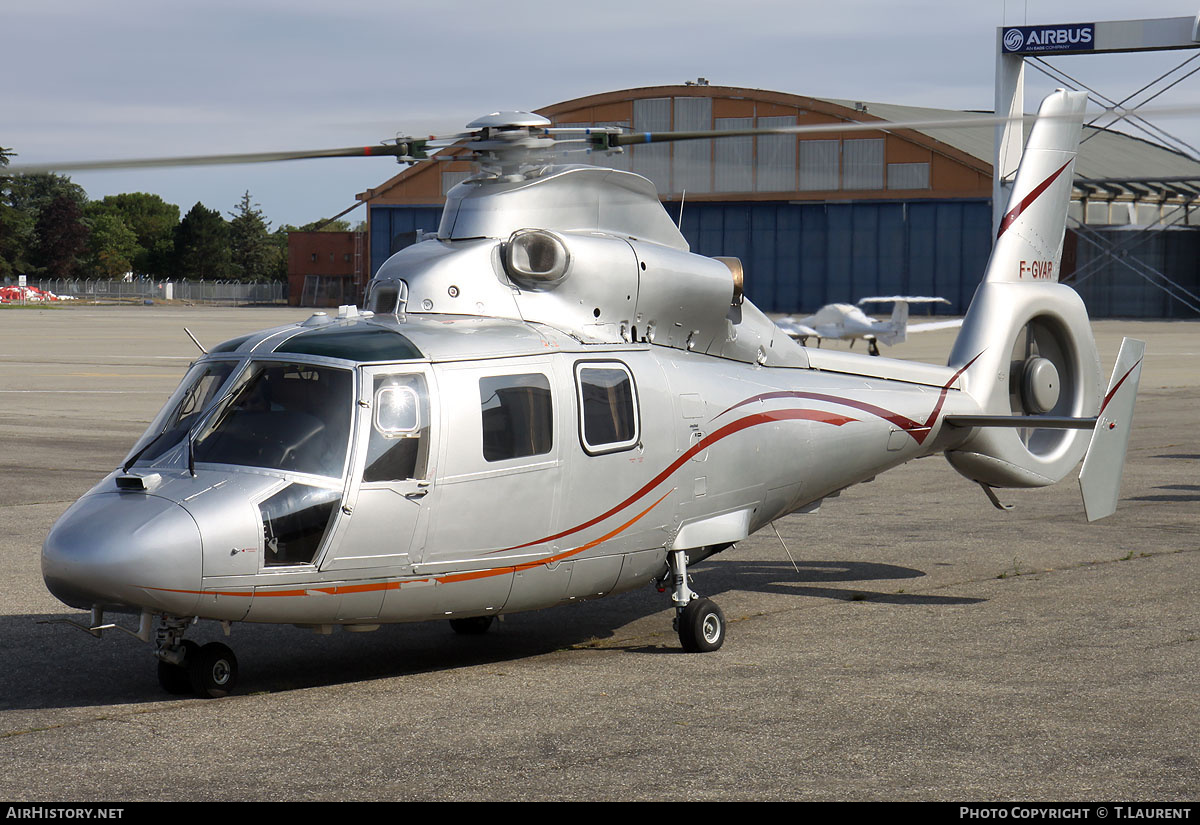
[363,373,430,482]
[479,373,553,462]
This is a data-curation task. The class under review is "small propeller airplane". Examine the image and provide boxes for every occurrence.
[38,91,1144,698]
[775,296,963,355]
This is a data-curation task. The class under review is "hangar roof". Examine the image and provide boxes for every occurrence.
[358,85,1200,208]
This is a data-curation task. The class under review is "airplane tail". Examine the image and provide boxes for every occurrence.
[945,89,1134,495]
[882,300,908,346]
[859,296,950,346]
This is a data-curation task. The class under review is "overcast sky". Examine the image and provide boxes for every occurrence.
[6,0,1200,227]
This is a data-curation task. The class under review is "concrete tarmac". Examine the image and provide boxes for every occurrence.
[0,304,1195,801]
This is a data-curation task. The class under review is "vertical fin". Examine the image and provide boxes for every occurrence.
[986,90,1085,285]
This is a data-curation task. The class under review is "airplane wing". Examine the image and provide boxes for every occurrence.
[906,318,964,333]
[857,296,951,305]
[775,317,819,340]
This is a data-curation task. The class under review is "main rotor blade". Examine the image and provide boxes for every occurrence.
[605,102,1200,148]
[7,142,434,174]
[607,113,1018,148]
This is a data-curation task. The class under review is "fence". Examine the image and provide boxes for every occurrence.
[32,278,287,306]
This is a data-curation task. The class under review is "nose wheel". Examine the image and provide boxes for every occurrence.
[155,618,239,699]
[188,643,239,699]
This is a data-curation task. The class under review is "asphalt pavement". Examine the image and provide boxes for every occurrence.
[0,304,1194,801]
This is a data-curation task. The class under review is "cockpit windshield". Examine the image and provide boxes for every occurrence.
[126,360,237,467]
[190,362,353,478]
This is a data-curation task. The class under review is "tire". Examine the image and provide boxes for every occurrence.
[449,615,494,635]
[156,640,198,696]
[677,598,725,653]
[188,642,238,699]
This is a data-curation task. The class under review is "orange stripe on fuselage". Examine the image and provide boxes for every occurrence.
[140,492,675,600]
[434,489,673,584]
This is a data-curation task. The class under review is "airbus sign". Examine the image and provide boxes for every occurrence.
[1002,23,1095,54]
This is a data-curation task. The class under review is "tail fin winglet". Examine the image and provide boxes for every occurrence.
[1078,338,1145,521]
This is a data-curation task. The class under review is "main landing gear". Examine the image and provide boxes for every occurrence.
[155,617,239,699]
[663,549,726,653]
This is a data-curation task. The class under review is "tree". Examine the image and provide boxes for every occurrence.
[0,147,31,279]
[5,172,86,216]
[269,227,290,282]
[82,208,138,279]
[2,171,87,280]
[174,202,230,280]
[89,193,179,277]
[228,191,276,282]
[35,195,90,278]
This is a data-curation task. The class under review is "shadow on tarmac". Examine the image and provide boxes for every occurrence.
[6,558,984,711]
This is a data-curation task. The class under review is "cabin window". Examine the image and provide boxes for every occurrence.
[479,373,553,462]
[364,373,430,482]
[576,362,639,454]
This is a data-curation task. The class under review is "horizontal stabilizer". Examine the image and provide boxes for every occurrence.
[944,414,1096,430]
[1078,338,1145,522]
[857,296,950,305]
[908,318,964,334]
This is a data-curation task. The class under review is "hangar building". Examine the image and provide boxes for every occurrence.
[350,84,1200,318]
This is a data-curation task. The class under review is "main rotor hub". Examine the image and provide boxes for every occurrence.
[466,111,552,130]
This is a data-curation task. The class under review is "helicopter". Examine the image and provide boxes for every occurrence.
[775,296,962,355]
[38,89,1144,699]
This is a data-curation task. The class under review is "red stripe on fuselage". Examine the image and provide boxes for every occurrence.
[996,159,1072,239]
[714,351,982,446]
[493,407,856,554]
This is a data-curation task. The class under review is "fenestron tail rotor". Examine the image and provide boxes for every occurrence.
[1008,316,1072,448]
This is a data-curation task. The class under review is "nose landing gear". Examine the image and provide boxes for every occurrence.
[155,618,239,699]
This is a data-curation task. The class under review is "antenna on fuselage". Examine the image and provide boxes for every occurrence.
[184,328,207,355]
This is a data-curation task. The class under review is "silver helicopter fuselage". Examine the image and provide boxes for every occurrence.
[45,91,1128,639]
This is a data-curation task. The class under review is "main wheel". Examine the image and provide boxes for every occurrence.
[188,642,238,699]
[449,615,494,635]
[156,640,198,696]
[677,598,725,653]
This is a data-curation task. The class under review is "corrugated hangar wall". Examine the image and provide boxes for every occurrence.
[367,199,1200,318]
[1070,227,1200,319]
[669,199,992,314]
[367,200,992,315]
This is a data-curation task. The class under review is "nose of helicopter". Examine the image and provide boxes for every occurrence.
[42,492,203,615]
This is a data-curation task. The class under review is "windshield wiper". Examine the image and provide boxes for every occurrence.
[123,376,242,475]
[122,428,175,474]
